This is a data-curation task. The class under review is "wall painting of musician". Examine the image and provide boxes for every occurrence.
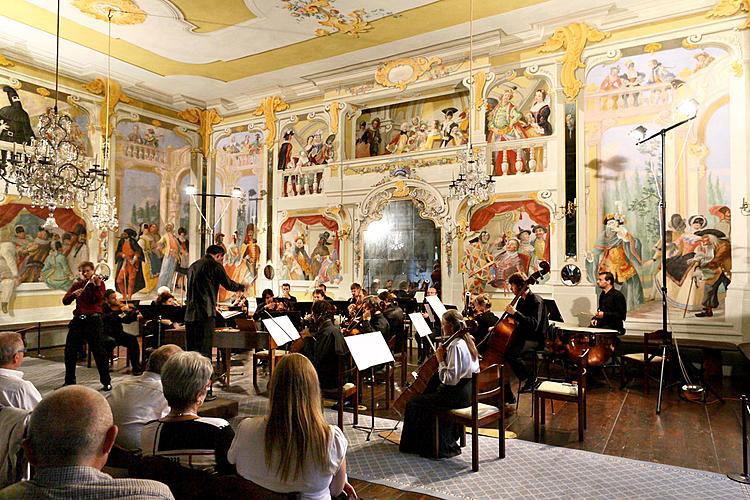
[277,119,334,198]
[583,41,731,320]
[461,199,551,295]
[279,216,342,284]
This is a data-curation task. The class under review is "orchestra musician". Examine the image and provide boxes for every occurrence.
[591,271,627,335]
[399,310,479,458]
[316,282,333,301]
[359,296,390,341]
[280,283,298,306]
[379,291,405,352]
[347,283,364,308]
[254,289,287,318]
[503,272,548,404]
[154,286,180,306]
[471,294,499,351]
[185,245,245,357]
[418,287,440,363]
[102,289,143,375]
[62,261,111,390]
[299,300,347,390]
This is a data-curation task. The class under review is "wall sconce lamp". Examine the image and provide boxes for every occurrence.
[553,199,578,220]
[740,197,750,217]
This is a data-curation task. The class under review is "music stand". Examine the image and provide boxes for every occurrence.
[345,332,397,440]
[544,299,564,322]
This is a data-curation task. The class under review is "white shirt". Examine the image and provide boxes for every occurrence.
[228,417,347,500]
[438,338,480,386]
[0,368,42,410]
[106,372,169,449]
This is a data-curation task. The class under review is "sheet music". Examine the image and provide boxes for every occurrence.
[220,310,242,320]
[409,312,432,338]
[414,291,425,303]
[425,295,448,319]
[262,315,300,345]
[424,303,435,323]
[344,332,394,371]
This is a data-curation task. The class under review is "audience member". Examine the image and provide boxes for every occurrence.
[228,353,356,499]
[107,344,183,450]
[0,404,30,488]
[0,385,172,499]
[140,351,234,474]
[0,332,41,410]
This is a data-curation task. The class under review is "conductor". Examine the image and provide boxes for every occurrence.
[185,245,245,356]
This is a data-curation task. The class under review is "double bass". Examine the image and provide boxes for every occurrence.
[479,261,550,370]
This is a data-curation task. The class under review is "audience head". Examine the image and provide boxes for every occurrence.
[145,344,183,375]
[265,353,331,481]
[0,332,25,369]
[161,351,213,413]
[25,386,117,469]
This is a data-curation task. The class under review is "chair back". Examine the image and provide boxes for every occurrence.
[643,330,669,360]
[474,363,504,408]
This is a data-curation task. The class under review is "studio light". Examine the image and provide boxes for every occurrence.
[185,184,198,196]
[677,98,700,119]
[629,125,647,142]
[230,186,243,199]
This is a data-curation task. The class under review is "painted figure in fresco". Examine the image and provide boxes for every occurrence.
[665,214,706,284]
[488,89,528,175]
[489,238,524,289]
[622,61,645,107]
[369,117,382,157]
[692,231,731,318]
[586,215,644,311]
[526,89,552,136]
[115,228,146,300]
[127,124,142,143]
[424,120,442,150]
[517,230,534,273]
[14,226,29,274]
[19,227,51,283]
[465,230,494,294]
[710,205,731,240]
[278,130,294,170]
[137,223,158,292]
[0,228,18,314]
[647,59,683,103]
[175,227,190,292]
[693,51,715,72]
[0,86,34,144]
[642,230,680,301]
[355,121,370,158]
[239,224,261,295]
[41,240,74,290]
[280,240,300,280]
[219,231,242,302]
[484,97,499,142]
[293,235,312,280]
[310,232,331,278]
[439,108,457,148]
[318,249,342,284]
[387,122,410,154]
[143,128,159,148]
[599,66,623,110]
[65,224,89,277]
[531,225,548,271]
[156,223,180,290]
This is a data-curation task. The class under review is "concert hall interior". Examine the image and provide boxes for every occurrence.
[1,0,750,498]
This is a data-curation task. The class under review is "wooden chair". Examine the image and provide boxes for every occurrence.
[252,337,287,395]
[320,351,359,430]
[620,330,670,394]
[434,363,505,472]
[130,454,300,500]
[534,350,587,442]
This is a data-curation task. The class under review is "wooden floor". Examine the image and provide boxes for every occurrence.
[38,345,748,500]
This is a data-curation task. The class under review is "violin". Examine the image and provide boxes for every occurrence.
[341,301,365,336]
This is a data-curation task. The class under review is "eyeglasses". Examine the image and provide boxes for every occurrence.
[16,348,27,354]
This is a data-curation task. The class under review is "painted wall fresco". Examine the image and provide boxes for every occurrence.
[353,92,470,159]
[583,43,731,319]
[114,119,192,298]
[279,216,342,284]
[460,200,551,295]
[277,119,334,197]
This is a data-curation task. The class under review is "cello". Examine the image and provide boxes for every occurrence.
[479,261,550,370]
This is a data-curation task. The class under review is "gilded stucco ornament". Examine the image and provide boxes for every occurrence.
[283,0,373,37]
[643,43,662,53]
[472,70,488,111]
[253,96,289,149]
[732,60,744,76]
[539,22,610,100]
[0,55,14,67]
[83,77,132,139]
[375,56,442,91]
[72,0,147,24]
[35,87,51,97]
[706,0,750,30]
[178,108,222,159]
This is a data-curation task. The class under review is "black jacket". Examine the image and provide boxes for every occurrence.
[597,288,627,334]
[511,291,548,344]
[361,312,391,342]
[301,319,347,389]
[185,255,244,322]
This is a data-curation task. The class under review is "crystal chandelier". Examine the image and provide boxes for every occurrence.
[448,0,493,206]
[0,0,109,227]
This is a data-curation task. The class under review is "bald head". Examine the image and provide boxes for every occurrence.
[26,386,116,468]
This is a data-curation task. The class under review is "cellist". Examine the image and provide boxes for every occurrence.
[471,294,499,351]
[399,310,479,458]
[503,272,548,405]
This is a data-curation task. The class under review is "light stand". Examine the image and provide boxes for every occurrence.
[633,101,698,414]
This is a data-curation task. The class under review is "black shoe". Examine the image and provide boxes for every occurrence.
[520,378,537,393]
[101,384,112,391]
[696,310,713,317]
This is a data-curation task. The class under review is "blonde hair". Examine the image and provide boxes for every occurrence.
[265,353,332,481]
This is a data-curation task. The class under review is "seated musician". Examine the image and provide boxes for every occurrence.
[228,354,356,499]
[472,294,499,351]
[102,289,143,375]
[300,300,347,390]
[347,282,364,308]
[503,272,548,403]
[399,310,479,458]
[359,296,390,341]
[316,282,334,301]
[254,289,285,318]
[154,286,179,306]
[280,282,298,306]
[379,291,405,352]
[591,271,626,335]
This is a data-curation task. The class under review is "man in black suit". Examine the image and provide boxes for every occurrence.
[185,245,244,357]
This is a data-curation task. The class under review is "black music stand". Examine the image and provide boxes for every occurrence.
[346,332,399,440]
[544,299,564,323]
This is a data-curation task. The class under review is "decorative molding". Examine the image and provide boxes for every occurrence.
[374,56,442,91]
[83,77,132,138]
[539,22,610,100]
[177,107,222,159]
[732,60,744,76]
[706,0,750,30]
[325,101,345,135]
[643,42,663,53]
[35,87,50,97]
[253,96,289,149]
[472,71,488,111]
[0,55,15,67]
[283,0,373,38]
[344,155,455,176]
[72,0,147,24]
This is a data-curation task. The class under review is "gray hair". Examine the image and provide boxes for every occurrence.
[441,309,465,334]
[145,344,183,374]
[28,386,113,467]
[0,332,23,366]
[161,351,213,411]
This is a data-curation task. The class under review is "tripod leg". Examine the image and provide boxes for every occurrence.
[656,344,668,414]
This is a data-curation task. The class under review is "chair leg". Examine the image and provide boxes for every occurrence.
[533,394,540,442]
[252,354,260,394]
[472,422,479,472]
[460,426,466,447]
[499,395,506,459]
[433,416,440,459]
[578,397,584,442]
[353,387,359,426]
[644,363,649,395]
